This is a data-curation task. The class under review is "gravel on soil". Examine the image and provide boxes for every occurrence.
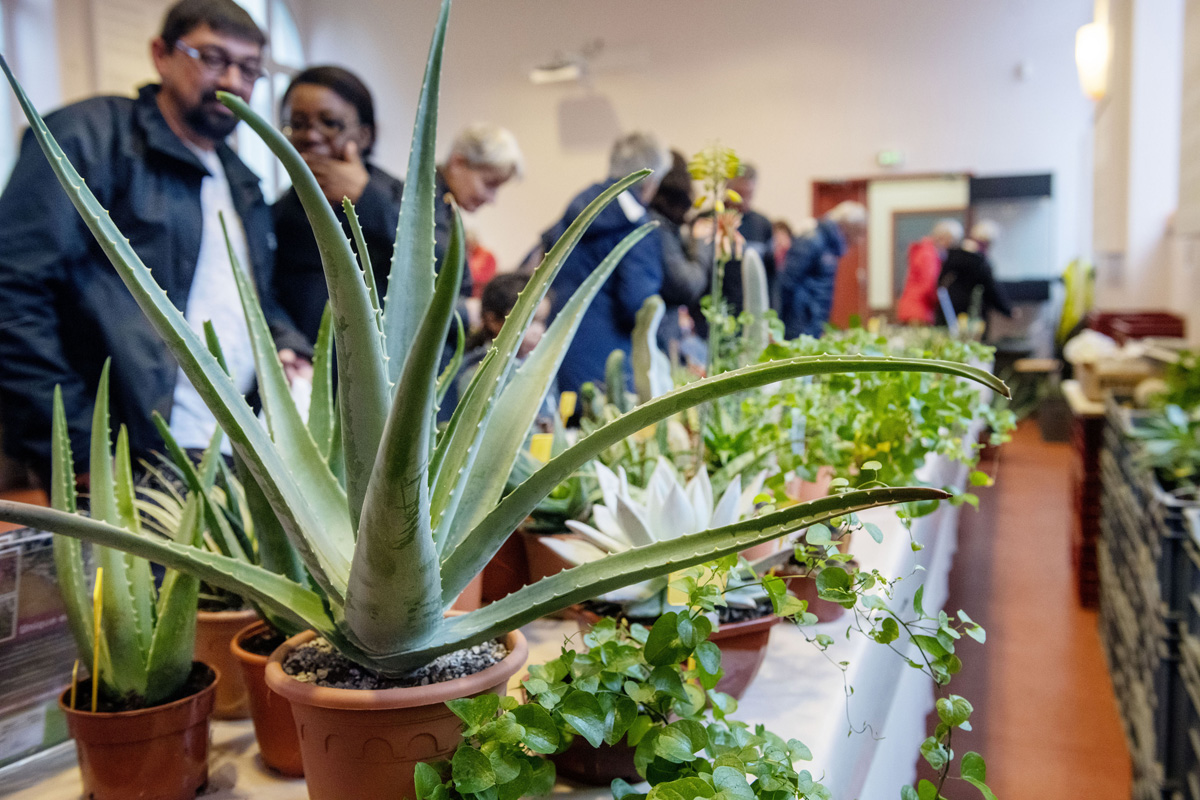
[282,637,509,690]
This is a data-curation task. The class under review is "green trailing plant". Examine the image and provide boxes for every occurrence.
[0,0,1006,676]
[415,565,831,800]
[52,363,207,708]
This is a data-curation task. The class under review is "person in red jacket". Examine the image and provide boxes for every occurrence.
[896,218,963,325]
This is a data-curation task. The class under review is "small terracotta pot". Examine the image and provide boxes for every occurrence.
[551,736,640,785]
[59,662,217,800]
[450,572,485,612]
[265,628,529,800]
[230,621,303,777]
[777,566,853,624]
[707,613,781,698]
[572,608,778,699]
[196,607,258,719]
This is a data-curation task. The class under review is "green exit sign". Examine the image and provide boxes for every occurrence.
[876,149,905,168]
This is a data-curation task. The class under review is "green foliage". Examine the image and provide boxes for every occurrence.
[50,365,203,707]
[1154,349,1200,410]
[1130,403,1200,500]
[416,606,829,800]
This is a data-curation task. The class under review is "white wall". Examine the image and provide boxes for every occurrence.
[298,0,1095,271]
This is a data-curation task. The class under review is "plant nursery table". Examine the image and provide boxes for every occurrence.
[0,447,978,800]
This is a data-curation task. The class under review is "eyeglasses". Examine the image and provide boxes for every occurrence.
[174,41,264,84]
[282,116,353,139]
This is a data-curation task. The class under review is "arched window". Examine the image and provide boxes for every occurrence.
[234,0,304,201]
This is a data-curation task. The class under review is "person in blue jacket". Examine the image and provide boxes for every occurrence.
[543,132,669,398]
[779,201,867,339]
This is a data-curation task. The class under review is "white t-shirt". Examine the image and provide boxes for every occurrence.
[168,145,257,452]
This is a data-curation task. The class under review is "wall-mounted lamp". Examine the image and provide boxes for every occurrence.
[1075,21,1110,101]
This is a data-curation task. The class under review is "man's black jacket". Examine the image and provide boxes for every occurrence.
[0,84,307,478]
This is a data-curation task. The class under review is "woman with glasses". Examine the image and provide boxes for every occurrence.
[272,65,405,344]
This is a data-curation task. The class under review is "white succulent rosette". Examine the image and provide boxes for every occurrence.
[542,458,767,618]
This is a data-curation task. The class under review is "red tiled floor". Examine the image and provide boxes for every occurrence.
[917,421,1130,797]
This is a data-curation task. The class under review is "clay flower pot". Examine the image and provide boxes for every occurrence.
[230,620,304,777]
[707,613,781,698]
[572,608,779,700]
[196,606,258,719]
[551,736,641,785]
[265,628,529,800]
[58,662,218,800]
[450,572,485,612]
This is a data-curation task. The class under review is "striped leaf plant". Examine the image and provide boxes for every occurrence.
[0,0,1006,676]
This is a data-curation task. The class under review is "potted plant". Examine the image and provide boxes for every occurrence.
[47,367,218,800]
[538,457,777,699]
[0,1,1006,796]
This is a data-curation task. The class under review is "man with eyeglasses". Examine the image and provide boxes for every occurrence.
[0,0,309,488]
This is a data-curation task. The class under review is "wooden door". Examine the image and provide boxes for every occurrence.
[812,180,869,328]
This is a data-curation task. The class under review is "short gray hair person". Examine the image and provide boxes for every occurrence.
[931,218,964,246]
[608,132,670,181]
[449,123,524,180]
[826,200,867,232]
[969,219,1000,244]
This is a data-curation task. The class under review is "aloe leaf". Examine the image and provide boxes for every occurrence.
[309,305,335,458]
[115,426,156,656]
[347,206,465,654]
[632,295,672,403]
[431,171,652,543]
[343,199,382,328]
[88,365,148,697]
[739,247,770,365]
[378,486,946,670]
[438,222,655,600]
[49,388,94,673]
[232,449,307,585]
[220,214,353,568]
[435,313,466,408]
[382,0,450,386]
[0,501,335,639]
[442,355,1008,586]
[215,91,388,539]
[203,321,230,374]
[143,495,201,705]
[0,57,349,604]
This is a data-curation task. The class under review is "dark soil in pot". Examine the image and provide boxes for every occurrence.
[239,624,288,657]
[579,596,775,627]
[281,636,510,690]
[63,662,214,714]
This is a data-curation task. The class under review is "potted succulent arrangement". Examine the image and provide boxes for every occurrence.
[47,366,218,800]
[0,1,1007,797]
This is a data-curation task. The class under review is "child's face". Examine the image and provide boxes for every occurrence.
[518,298,551,358]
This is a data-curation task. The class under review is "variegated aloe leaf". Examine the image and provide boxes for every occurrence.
[346,203,464,654]
[368,485,946,670]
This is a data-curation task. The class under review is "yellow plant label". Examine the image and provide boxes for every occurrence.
[529,433,553,463]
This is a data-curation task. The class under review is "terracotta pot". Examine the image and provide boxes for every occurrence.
[450,572,485,611]
[481,534,530,602]
[230,621,303,777]
[785,466,835,503]
[265,628,529,800]
[196,607,257,719]
[777,567,852,624]
[707,613,781,698]
[551,735,640,785]
[58,662,217,800]
[573,608,778,699]
[740,538,781,562]
[521,529,580,583]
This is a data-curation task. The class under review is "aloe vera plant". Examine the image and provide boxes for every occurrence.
[53,363,209,706]
[0,0,1007,676]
